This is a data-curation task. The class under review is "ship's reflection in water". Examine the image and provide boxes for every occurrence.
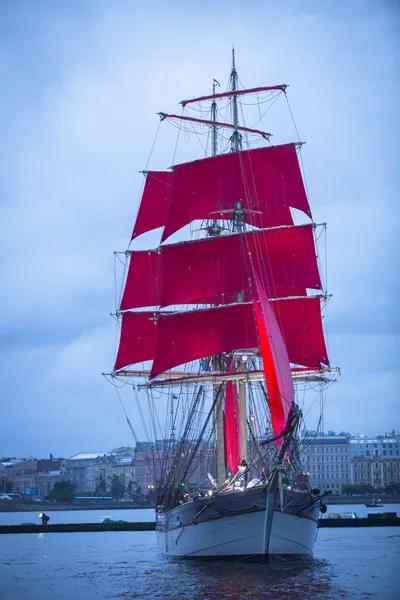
[168,557,334,600]
[1,528,398,600]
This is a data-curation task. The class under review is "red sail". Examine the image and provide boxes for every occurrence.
[114,311,160,371]
[129,144,310,242]
[120,224,320,310]
[114,298,329,374]
[150,304,256,379]
[224,378,240,475]
[253,272,294,446]
[161,143,310,242]
[121,250,163,310]
[131,171,172,240]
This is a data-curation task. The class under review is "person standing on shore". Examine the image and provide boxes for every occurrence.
[39,513,50,525]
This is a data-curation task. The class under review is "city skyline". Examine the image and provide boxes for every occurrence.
[2,431,399,498]
[0,1,398,457]
[2,429,399,461]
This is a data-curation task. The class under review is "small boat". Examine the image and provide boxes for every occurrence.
[328,512,358,520]
[365,498,384,508]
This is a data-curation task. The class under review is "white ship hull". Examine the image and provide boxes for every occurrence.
[156,486,319,560]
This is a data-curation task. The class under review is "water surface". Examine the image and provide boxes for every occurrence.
[0,503,398,526]
[0,508,155,525]
[1,527,399,599]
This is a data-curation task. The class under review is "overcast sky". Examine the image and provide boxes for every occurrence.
[0,0,398,458]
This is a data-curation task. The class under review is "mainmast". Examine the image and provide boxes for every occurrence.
[230,47,242,152]
[210,78,226,486]
[230,49,247,466]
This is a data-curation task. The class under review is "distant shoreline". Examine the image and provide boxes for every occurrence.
[0,502,155,512]
[0,495,398,512]
[327,495,399,504]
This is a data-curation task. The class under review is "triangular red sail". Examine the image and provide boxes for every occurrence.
[114,298,329,374]
[161,143,309,242]
[252,272,294,447]
[120,225,320,310]
[131,171,173,240]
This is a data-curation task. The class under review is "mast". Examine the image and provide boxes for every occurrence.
[211,79,219,156]
[209,78,226,486]
[230,47,242,152]
[214,355,226,487]
[238,359,247,464]
[230,48,247,463]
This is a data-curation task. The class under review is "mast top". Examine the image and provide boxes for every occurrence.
[230,47,241,152]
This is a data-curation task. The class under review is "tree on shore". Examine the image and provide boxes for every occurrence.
[95,473,107,496]
[1,479,13,493]
[342,483,399,495]
[342,484,375,495]
[110,475,125,500]
[383,483,400,494]
[47,480,77,502]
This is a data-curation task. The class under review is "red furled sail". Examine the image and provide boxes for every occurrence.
[252,272,294,447]
[120,224,320,310]
[180,85,287,107]
[161,143,310,242]
[159,113,271,140]
[114,298,329,374]
[224,368,240,475]
[131,171,172,240]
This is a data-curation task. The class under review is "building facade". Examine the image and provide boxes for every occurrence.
[303,433,351,493]
[0,458,62,497]
[63,450,136,494]
[134,440,215,493]
[350,432,400,488]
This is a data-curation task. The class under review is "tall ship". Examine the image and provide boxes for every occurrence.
[106,50,338,560]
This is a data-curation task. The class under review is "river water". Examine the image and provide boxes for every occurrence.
[0,504,398,525]
[1,508,399,600]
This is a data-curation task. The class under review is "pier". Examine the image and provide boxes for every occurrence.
[1,516,399,534]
